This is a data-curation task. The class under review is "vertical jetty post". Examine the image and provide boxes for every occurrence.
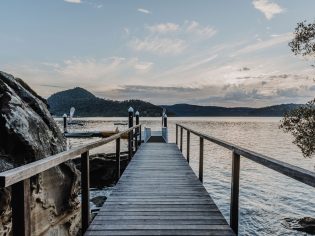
[176,124,178,145]
[230,151,240,234]
[199,137,204,182]
[81,151,90,233]
[128,107,134,159]
[11,179,31,236]
[187,130,190,163]
[116,138,121,181]
[180,127,183,152]
[163,114,167,127]
[139,125,142,146]
[63,114,67,133]
[135,111,140,150]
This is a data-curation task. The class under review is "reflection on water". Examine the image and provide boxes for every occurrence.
[58,117,315,236]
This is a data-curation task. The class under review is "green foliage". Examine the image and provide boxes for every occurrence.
[280,100,315,157]
[280,21,315,157]
[289,21,315,64]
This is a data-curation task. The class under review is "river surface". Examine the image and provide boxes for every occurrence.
[61,117,315,236]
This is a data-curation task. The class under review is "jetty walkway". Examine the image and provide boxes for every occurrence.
[1,110,314,236]
[85,142,234,235]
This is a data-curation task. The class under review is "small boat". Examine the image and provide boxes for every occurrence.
[65,128,129,139]
[68,107,84,126]
[114,122,128,126]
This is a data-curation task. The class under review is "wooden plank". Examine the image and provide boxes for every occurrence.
[86,229,235,236]
[85,143,234,236]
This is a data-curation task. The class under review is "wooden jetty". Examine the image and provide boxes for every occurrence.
[85,142,234,235]
[1,109,315,236]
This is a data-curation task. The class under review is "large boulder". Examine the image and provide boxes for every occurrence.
[0,71,81,235]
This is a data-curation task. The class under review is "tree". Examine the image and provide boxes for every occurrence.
[280,21,315,157]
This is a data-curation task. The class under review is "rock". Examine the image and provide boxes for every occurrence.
[0,71,81,235]
[75,152,129,188]
[91,196,107,208]
[283,217,315,234]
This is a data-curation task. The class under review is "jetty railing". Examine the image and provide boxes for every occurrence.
[0,124,141,236]
[176,123,315,235]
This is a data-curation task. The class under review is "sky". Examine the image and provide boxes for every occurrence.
[0,0,314,107]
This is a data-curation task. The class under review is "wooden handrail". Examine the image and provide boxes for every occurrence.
[0,124,141,188]
[176,124,315,188]
[0,124,141,236]
[176,123,315,235]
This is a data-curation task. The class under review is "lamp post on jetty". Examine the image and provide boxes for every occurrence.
[128,107,134,159]
[163,113,167,128]
[63,114,67,133]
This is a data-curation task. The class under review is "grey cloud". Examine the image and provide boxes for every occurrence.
[309,85,315,91]
[40,84,67,88]
[276,88,300,97]
[239,67,250,71]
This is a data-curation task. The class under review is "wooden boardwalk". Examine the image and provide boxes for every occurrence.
[85,143,235,235]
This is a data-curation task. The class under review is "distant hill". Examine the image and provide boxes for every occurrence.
[47,87,164,117]
[162,103,301,117]
[47,87,301,117]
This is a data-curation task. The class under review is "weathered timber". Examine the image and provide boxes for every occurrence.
[177,123,315,235]
[0,125,140,188]
[177,124,315,188]
[81,151,90,233]
[187,130,190,163]
[85,143,234,236]
[180,127,183,152]
[115,138,121,181]
[230,151,240,234]
[199,137,204,183]
[11,179,31,236]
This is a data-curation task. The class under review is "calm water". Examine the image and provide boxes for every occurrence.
[61,117,315,236]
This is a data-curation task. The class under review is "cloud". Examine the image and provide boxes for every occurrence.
[146,21,216,39]
[129,20,216,55]
[137,8,151,14]
[64,0,81,3]
[233,33,291,56]
[130,37,187,55]
[147,23,179,33]
[185,21,217,38]
[252,0,284,20]
[276,87,299,97]
[134,61,153,72]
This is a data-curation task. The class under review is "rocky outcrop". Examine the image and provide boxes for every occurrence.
[0,71,81,235]
[75,152,129,188]
[283,217,315,235]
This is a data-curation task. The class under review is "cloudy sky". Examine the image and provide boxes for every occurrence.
[1,0,314,107]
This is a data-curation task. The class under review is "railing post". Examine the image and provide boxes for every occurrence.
[128,107,134,159]
[180,127,183,152]
[81,151,90,233]
[135,111,139,150]
[63,114,67,133]
[116,138,121,181]
[230,151,240,234]
[176,124,178,145]
[187,130,190,163]
[199,137,204,182]
[11,179,31,236]
[163,114,167,128]
[139,125,142,146]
